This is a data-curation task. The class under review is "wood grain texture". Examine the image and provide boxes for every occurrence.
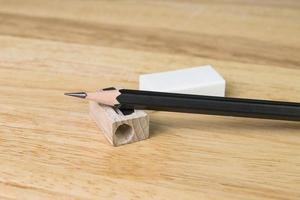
[89,101,149,146]
[0,0,299,199]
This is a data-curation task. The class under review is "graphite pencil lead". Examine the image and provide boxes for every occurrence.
[64,92,87,99]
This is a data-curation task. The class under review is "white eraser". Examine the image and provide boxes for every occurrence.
[139,65,225,96]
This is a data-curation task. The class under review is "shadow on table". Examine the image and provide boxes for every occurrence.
[148,112,300,138]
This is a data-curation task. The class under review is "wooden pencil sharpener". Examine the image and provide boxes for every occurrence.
[89,101,149,146]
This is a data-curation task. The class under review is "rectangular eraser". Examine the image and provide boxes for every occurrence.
[139,65,226,96]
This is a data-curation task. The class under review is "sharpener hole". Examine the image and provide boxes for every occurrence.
[115,124,133,143]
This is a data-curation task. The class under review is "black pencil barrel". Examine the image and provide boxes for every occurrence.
[116,89,300,121]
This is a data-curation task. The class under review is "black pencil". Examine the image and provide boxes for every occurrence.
[65,87,300,121]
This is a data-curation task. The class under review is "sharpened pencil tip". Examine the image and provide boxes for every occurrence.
[64,92,87,99]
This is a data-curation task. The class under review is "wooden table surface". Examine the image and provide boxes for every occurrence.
[0,1,300,199]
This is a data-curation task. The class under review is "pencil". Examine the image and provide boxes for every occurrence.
[65,87,300,121]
